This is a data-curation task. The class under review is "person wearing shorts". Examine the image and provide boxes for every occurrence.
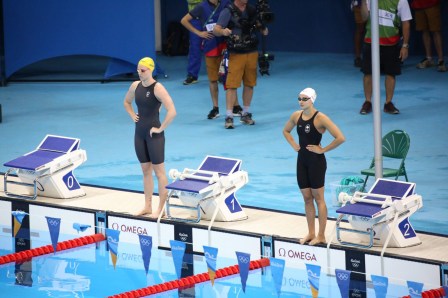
[283,88,345,246]
[359,0,412,115]
[214,0,268,129]
[411,0,446,72]
[181,0,241,120]
[123,57,177,218]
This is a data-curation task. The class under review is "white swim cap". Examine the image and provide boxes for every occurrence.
[299,87,317,103]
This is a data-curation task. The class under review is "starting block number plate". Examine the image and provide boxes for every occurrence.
[225,195,242,213]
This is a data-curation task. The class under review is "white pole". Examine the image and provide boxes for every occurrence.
[370,0,383,179]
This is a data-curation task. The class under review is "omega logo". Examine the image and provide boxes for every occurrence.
[278,248,317,261]
[111,222,148,235]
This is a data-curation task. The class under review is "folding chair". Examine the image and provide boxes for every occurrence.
[360,130,410,191]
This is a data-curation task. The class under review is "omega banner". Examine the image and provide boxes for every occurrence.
[274,240,345,270]
[273,240,346,296]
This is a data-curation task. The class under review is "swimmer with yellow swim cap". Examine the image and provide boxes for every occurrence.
[123,57,177,218]
[138,57,155,72]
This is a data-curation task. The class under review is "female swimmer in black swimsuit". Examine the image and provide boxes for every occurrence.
[283,87,345,245]
[124,57,177,218]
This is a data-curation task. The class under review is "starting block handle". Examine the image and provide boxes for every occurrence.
[353,191,396,200]
[340,191,394,208]
[352,196,393,208]
[169,168,220,184]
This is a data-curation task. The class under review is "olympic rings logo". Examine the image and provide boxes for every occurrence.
[140,238,152,246]
[350,258,361,268]
[337,273,349,281]
[47,218,60,226]
[238,256,250,264]
[179,233,188,242]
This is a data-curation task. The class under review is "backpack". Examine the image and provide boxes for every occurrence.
[162,22,189,56]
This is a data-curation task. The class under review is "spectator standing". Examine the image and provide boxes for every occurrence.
[359,0,412,115]
[213,0,268,129]
[351,0,366,67]
[411,0,446,72]
[181,0,241,119]
[183,0,203,85]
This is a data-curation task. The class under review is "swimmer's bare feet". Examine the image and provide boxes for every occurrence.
[309,237,326,246]
[135,209,152,216]
[299,234,315,245]
[149,210,167,219]
[135,208,152,216]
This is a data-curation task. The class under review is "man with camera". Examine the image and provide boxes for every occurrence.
[214,0,269,129]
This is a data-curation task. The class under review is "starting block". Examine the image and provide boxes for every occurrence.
[335,178,423,249]
[3,135,87,200]
[165,155,249,223]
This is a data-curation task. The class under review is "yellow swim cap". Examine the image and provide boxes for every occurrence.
[138,57,155,71]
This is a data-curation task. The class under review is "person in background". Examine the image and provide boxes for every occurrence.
[351,0,366,67]
[359,0,412,115]
[183,0,204,85]
[411,0,446,72]
[123,57,177,218]
[181,0,241,119]
[283,88,345,245]
[213,0,268,129]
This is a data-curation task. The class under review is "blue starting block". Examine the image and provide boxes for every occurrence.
[3,135,87,200]
[165,155,249,223]
[335,178,423,249]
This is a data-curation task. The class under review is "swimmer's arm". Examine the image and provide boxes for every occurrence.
[318,113,345,153]
[154,83,177,132]
[282,111,300,152]
[124,81,139,122]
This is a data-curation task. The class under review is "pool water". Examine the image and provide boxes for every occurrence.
[0,233,413,297]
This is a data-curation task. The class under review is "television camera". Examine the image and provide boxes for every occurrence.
[256,0,275,76]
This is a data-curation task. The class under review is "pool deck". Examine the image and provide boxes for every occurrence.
[1,177,447,265]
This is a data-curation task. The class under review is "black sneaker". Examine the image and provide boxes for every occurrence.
[232,105,243,117]
[360,101,372,115]
[225,117,234,129]
[437,60,447,72]
[183,75,198,85]
[207,107,220,119]
[384,102,400,114]
[240,113,255,125]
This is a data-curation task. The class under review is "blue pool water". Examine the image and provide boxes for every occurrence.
[0,233,412,297]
